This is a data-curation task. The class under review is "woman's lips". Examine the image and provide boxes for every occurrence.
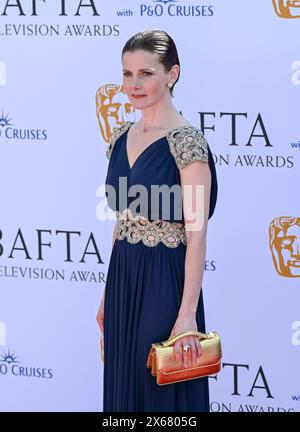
[132,94,146,99]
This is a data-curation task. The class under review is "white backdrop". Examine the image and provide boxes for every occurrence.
[0,0,299,412]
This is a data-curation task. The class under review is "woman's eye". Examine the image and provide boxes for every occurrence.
[123,72,152,77]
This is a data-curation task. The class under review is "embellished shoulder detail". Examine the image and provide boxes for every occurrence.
[106,121,134,160]
[166,126,209,170]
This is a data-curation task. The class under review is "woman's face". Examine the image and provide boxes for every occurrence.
[122,49,176,107]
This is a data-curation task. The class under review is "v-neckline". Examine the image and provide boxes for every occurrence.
[125,123,168,172]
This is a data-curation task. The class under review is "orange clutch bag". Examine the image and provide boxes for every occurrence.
[146,330,222,386]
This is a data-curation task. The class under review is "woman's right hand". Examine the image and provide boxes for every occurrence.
[96,295,105,334]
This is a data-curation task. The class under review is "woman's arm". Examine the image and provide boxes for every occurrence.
[178,159,211,315]
[169,159,211,367]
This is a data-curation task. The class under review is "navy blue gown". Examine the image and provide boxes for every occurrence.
[103,121,217,412]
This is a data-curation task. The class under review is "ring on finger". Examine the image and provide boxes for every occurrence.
[183,344,191,352]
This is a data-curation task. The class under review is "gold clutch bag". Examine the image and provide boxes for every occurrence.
[146,330,222,386]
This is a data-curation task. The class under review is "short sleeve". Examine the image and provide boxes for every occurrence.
[106,121,133,160]
[166,126,209,170]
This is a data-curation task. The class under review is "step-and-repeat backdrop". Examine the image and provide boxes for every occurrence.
[0,1,299,412]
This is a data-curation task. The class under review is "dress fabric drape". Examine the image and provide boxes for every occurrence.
[103,122,218,412]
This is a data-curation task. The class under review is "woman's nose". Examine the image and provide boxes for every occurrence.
[131,76,142,88]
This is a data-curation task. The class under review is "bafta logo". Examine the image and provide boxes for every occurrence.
[269,216,300,277]
[95,84,136,144]
[272,0,300,18]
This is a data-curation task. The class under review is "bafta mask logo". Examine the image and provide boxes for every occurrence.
[269,216,300,277]
[95,84,136,144]
[272,0,300,18]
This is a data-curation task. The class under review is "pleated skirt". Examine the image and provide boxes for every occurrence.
[103,238,209,412]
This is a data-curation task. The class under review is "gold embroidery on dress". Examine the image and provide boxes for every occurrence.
[166,126,209,169]
[106,121,134,160]
[115,208,187,248]
[106,124,209,247]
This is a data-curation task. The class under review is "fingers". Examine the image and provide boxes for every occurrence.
[182,338,197,367]
[174,341,183,364]
[189,338,197,366]
[173,337,203,368]
[195,336,203,358]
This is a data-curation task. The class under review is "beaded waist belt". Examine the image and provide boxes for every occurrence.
[115,209,187,248]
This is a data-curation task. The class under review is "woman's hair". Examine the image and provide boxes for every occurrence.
[121,29,180,98]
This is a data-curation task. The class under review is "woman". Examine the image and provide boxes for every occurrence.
[97,29,218,412]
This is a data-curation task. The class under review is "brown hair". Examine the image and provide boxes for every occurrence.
[122,29,180,98]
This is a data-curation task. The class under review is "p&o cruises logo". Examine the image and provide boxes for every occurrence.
[0,110,47,141]
[140,0,214,17]
[0,347,53,379]
[0,321,53,379]
[272,0,300,18]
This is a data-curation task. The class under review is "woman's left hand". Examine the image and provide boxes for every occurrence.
[169,313,203,368]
